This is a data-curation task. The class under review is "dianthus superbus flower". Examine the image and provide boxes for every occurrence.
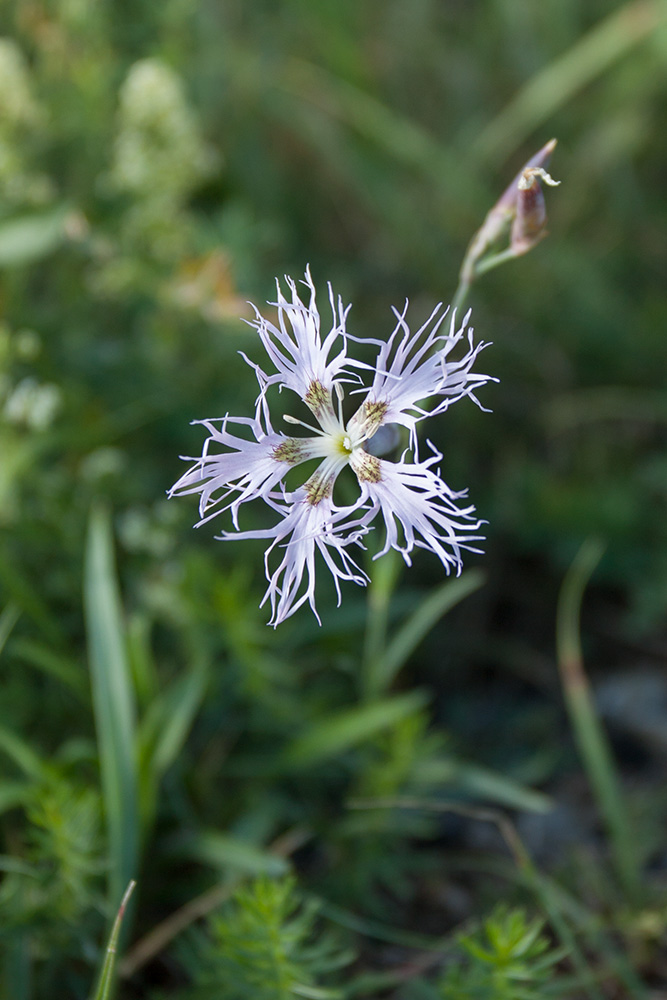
[170,268,494,626]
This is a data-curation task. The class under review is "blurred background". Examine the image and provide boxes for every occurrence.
[1,1,667,997]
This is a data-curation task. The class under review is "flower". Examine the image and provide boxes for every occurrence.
[170,268,494,626]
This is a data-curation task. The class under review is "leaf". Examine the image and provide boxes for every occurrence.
[0,545,62,641]
[0,724,48,780]
[372,571,485,694]
[473,0,664,164]
[0,603,20,657]
[183,831,289,878]
[136,655,208,832]
[0,205,70,268]
[84,504,139,909]
[0,781,31,815]
[284,691,428,768]
[417,758,552,814]
[138,656,208,778]
[9,637,88,699]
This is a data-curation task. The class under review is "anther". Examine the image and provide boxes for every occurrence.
[518,167,560,190]
[283,413,323,435]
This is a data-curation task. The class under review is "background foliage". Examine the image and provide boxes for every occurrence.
[1,1,667,997]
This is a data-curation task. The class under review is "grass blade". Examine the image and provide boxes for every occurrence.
[90,880,136,1000]
[556,538,640,902]
[84,504,139,909]
[364,570,485,699]
[0,603,20,657]
[136,655,208,832]
[284,691,428,768]
[0,724,48,781]
[474,0,664,164]
[182,830,290,878]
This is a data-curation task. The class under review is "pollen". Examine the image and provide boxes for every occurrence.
[352,451,382,483]
[358,400,389,439]
[304,379,330,419]
[272,439,306,465]
[304,473,333,505]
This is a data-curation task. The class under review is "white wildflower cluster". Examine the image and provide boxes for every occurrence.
[3,377,61,431]
[0,38,52,206]
[171,269,494,626]
[0,39,41,127]
[101,58,218,278]
[0,328,60,432]
[110,58,216,205]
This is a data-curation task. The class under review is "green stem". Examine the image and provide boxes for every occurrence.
[361,549,402,700]
[473,245,520,277]
[91,880,137,1000]
[556,538,640,903]
[450,276,472,317]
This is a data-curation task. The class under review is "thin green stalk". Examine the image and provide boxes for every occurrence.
[0,603,20,657]
[364,571,485,700]
[450,276,471,318]
[556,538,640,903]
[453,245,520,317]
[361,549,402,698]
[473,246,521,277]
[473,0,664,165]
[90,881,136,1000]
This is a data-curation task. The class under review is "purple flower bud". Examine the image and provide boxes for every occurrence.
[460,139,558,283]
[511,165,561,257]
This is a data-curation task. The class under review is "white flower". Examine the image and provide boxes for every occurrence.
[171,267,494,626]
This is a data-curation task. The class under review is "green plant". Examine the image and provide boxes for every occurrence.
[439,906,565,1000]
[176,877,353,1000]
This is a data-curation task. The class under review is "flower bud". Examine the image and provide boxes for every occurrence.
[510,165,560,257]
[460,139,558,284]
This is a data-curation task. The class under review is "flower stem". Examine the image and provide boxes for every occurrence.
[362,549,402,699]
[450,276,472,317]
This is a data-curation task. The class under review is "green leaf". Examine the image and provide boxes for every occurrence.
[284,691,428,768]
[0,545,61,641]
[370,571,485,694]
[417,759,552,814]
[84,504,139,909]
[184,831,289,878]
[136,655,208,832]
[138,656,208,778]
[9,637,88,699]
[0,603,20,657]
[0,781,31,815]
[0,205,70,268]
[473,1,664,164]
[0,724,48,780]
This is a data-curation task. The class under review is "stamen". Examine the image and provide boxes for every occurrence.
[283,413,324,435]
[519,166,560,189]
[334,381,345,424]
